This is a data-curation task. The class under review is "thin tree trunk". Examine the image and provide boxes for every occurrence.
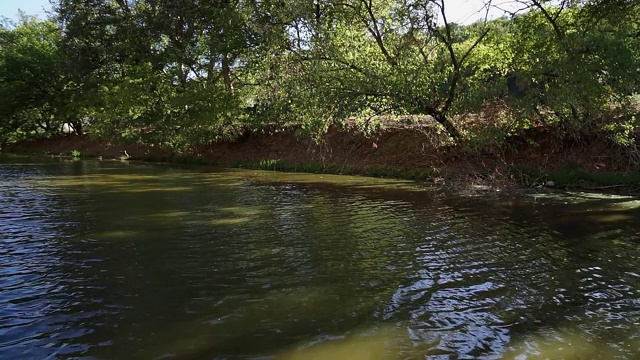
[207,54,217,84]
[434,112,461,142]
[177,63,187,87]
[72,121,83,135]
[315,0,321,24]
[221,54,232,90]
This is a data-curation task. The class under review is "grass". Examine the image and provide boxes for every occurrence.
[228,158,442,182]
[547,165,640,188]
[509,162,640,189]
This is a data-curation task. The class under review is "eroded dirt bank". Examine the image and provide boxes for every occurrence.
[7,125,638,189]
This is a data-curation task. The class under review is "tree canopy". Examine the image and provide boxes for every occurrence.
[0,0,638,148]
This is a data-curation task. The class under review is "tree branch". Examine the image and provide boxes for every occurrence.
[359,0,397,66]
[529,0,565,40]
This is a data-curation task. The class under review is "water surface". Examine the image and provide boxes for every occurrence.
[1,155,640,359]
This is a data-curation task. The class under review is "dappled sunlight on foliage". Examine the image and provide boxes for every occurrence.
[0,0,639,194]
[0,0,637,154]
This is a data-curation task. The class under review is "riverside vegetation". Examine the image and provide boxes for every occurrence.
[1,0,640,188]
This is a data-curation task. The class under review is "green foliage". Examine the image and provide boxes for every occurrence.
[0,0,638,161]
[0,15,67,144]
[52,0,257,148]
[71,149,81,158]
[258,159,282,171]
[603,116,637,146]
[472,3,640,143]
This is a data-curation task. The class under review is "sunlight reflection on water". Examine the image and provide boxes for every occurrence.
[2,156,640,359]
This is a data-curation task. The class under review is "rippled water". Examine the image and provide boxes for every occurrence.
[2,155,640,359]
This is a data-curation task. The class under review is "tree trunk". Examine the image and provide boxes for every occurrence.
[221,54,232,90]
[315,0,321,24]
[207,54,217,84]
[434,112,461,142]
[177,63,187,87]
[72,121,83,135]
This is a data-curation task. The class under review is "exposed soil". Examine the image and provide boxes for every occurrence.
[6,124,636,189]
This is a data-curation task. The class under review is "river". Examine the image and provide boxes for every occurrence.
[1,155,640,359]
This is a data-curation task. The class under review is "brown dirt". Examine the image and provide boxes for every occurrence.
[7,125,631,188]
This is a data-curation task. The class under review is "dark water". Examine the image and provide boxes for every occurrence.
[2,155,640,359]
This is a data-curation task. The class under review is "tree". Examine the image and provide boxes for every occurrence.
[478,0,640,139]
[3,0,637,149]
[0,14,68,144]
[53,0,257,147]
[252,0,492,141]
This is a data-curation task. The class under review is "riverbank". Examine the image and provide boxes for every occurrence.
[6,124,640,191]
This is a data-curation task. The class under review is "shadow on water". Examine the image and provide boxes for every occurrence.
[2,155,640,359]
